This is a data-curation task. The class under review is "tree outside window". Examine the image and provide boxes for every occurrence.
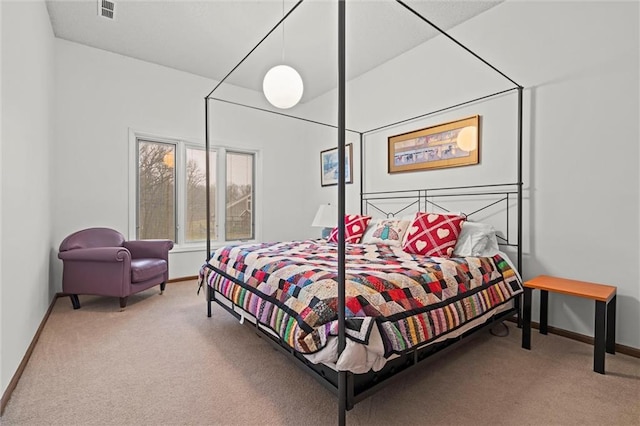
[138,140,176,240]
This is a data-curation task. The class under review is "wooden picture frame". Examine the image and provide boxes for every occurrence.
[388,115,480,173]
[320,143,353,187]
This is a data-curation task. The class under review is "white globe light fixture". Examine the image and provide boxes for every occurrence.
[456,126,478,152]
[263,65,304,109]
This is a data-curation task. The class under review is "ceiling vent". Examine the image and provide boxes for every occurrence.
[98,0,115,20]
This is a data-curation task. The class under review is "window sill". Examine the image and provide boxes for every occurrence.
[170,240,258,254]
[170,244,208,254]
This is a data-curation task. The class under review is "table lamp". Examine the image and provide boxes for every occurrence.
[311,204,337,239]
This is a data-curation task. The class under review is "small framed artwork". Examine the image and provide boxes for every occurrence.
[320,143,353,187]
[388,115,480,173]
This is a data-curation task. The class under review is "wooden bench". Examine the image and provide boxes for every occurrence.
[521,275,616,374]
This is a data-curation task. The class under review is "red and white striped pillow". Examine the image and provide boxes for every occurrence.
[328,214,372,244]
[402,212,466,257]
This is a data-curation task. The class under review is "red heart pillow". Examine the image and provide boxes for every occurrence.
[402,213,465,257]
[328,214,372,244]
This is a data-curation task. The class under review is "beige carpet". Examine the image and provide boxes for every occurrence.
[2,281,639,425]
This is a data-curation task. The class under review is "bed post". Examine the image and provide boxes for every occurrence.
[205,97,213,318]
[359,132,364,215]
[337,0,347,424]
[517,87,523,272]
[205,97,211,262]
[515,86,524,325]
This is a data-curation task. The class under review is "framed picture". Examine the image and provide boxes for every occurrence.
[320,143,353,187]
[388,115,480,173]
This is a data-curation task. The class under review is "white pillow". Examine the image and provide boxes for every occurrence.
[478,230,500,257]
[453,221,496,257]
[361,218,411,247]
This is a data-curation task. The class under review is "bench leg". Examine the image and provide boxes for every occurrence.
[606,295,616,354]
[522,287,532,349]
[594,300,606,374]
[539,290,548,335]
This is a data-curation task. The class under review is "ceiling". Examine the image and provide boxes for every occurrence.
[45,0,503,103]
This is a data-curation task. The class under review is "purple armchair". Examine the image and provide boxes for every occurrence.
[58,228,174,310]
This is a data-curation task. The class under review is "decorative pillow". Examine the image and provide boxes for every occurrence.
[453,221,495,257]
[402,212,466,257]
[328,214,372,244]
[400,211,465,246]
[361,219,411,247]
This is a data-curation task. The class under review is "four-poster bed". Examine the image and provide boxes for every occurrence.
[199,1,524,423]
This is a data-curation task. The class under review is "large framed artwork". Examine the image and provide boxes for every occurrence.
[321,143,353,187]
[388,115,480,173]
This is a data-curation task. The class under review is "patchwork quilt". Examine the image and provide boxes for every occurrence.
[199,240,522,357]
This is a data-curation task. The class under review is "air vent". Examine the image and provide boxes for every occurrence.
[98,0,115,20]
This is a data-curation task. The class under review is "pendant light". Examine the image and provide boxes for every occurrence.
[263,0,304,109]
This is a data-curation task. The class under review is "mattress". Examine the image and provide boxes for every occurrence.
[199,240,522,373]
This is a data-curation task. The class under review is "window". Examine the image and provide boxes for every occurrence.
[226,152,254,240]
[137,140,176,240]
[185,147,216,242]
[132,133,256,248]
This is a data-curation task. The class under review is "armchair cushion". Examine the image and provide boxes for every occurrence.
[131,259,167,283]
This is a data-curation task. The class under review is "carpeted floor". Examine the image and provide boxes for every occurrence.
[2,281,639,425]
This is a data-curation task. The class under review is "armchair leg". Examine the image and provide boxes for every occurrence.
[160,282,166,295]
[119,297,128,310]
[70,294,81,310]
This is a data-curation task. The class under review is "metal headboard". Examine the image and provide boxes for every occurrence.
[361,182,521,263]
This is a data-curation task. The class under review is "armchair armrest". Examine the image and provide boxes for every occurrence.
[123,240,173,259]
[58,247,131,262]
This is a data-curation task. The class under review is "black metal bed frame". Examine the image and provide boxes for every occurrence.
[203,1,523,424]
[361,183,521,253]
[204,272,518,409]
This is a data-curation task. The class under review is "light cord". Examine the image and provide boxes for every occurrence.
[281,0,285,62]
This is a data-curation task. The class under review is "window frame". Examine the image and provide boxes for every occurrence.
[183,143,217,244]
[224,149,256,242]
[135,138,178,242]
[128,129,260,252]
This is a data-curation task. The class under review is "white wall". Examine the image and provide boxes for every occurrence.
[1,0,55,396]
[52,39,325,284]
[453,0,639,350]
[304,1,639,348]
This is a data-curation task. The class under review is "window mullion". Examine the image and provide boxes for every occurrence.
[176,142,186,245]
[217,147,227,242]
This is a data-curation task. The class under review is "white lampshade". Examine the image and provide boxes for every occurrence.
[263,65,304,109]
[311,204,337,228]
[456,126,478,152]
